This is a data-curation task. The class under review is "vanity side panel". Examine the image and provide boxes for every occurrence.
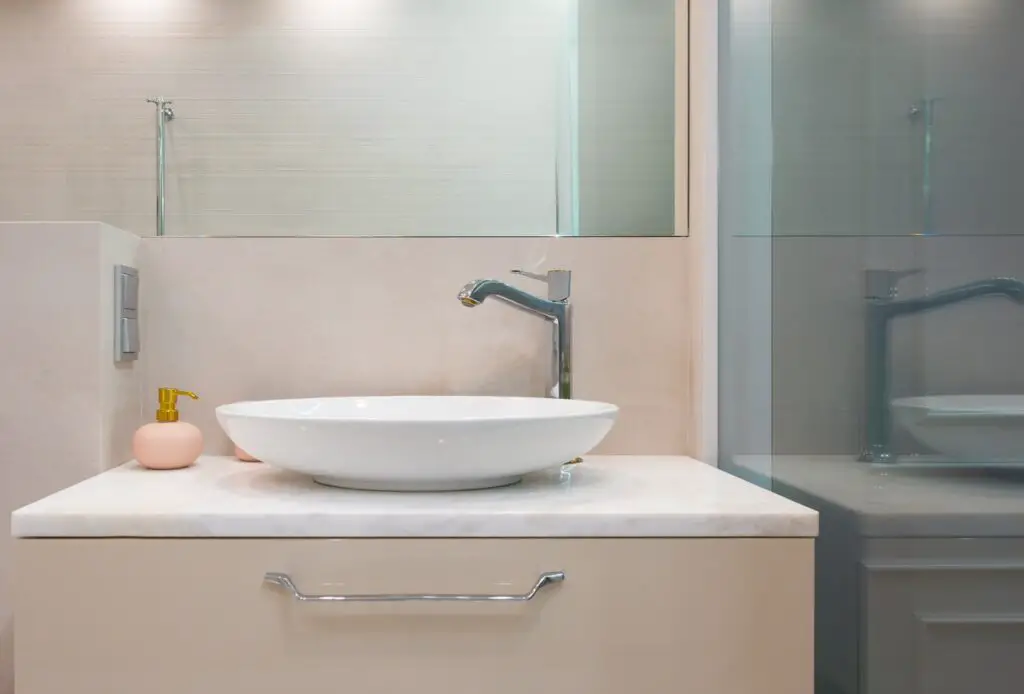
[15,538,812,694]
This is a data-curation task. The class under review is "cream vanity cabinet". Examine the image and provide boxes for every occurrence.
[13,457,817,694]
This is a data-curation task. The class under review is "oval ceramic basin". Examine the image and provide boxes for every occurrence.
[216,396,618,491]
[893,395,1024,461]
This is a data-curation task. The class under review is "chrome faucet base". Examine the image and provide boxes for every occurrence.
[858,447,896,464]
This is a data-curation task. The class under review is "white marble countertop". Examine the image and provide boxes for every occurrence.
[12,455,817,538]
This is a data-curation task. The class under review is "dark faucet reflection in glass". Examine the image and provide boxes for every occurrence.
[860,273,1024,462]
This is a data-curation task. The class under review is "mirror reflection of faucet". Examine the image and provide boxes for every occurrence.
[860,270,1024,463]
[458,269,572,400]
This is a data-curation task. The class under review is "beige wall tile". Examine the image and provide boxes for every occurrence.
[98,224,143,467]
[0,229,689,694]
[139,236,693,455]
[0,221,141,694]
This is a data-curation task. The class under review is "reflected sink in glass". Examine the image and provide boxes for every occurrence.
[216,396,618,491]
[893,395,1024,462]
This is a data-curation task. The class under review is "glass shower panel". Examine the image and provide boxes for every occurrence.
[720,1,1024,692]
[718,0,774,485]
[901,0,1024,464]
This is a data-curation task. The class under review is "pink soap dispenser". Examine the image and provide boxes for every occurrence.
[133,388,203,470]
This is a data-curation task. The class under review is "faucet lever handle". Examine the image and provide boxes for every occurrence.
[511,269,571,301]
[865,268,923,300]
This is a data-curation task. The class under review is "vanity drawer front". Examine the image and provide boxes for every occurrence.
[16,538,811,694]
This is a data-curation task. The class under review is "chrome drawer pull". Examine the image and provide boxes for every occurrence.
[263,570,565,603]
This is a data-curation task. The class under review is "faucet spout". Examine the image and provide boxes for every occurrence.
[458,273,572,399]
[458,279,564,320]
[860,277,1024,462]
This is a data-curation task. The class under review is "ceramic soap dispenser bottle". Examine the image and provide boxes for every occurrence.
[133,388,203,470]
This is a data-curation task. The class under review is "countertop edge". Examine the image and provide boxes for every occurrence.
[11,517,820,539]
[11,455,820,539]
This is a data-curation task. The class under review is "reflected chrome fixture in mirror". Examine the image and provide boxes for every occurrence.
[458,269,572,399]
[146,97,175,237]
[859,272,1024,463]
[908,97,943,235]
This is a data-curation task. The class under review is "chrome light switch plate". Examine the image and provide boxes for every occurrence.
[115,265,139,362]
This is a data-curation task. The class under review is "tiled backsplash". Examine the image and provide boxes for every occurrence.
[140,236,693,454]
[2,228,691,694]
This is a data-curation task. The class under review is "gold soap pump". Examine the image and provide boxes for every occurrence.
[133,388,204,470]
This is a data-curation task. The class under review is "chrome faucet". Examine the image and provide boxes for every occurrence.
[458,269,572,399]
[859,272,1024,462]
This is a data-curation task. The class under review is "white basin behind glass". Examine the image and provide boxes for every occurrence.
[216,396,618,491]
[893,395,1024,462]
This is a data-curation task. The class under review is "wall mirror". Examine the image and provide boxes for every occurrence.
[2,0,685,237]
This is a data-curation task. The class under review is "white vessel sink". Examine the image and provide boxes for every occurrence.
[893,395,1024,462]
[216,396,618,491]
